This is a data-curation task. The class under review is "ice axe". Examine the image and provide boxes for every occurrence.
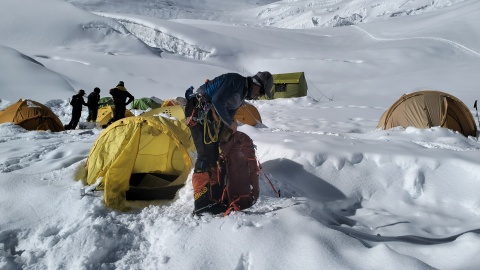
[475,100,480,127]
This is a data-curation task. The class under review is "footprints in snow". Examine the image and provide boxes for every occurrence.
[403,167,426,199]
[0,142,65,172]
[236,252,252,270]
[0,129,95,172]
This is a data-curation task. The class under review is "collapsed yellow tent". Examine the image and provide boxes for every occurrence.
[96,105,134,126]
[0,99,64,132]
[377,90,477,137]
[85,115,194,210]
[234,102,262,126]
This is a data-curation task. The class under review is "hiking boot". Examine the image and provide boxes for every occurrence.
[192,172,227,215]
[193,202,228,216]
[210,183,223,203]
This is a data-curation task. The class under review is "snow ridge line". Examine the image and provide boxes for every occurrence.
[115,18,212,60]
[352,25,480,58]
[97,13,212,60]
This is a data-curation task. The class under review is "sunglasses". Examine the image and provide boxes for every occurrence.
[253,75,266,96]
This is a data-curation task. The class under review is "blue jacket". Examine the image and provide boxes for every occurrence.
[197,73,248,126]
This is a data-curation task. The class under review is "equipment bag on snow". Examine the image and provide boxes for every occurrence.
[219,131,259,214]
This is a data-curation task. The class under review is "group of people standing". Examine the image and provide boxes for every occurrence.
[64,81,134,130]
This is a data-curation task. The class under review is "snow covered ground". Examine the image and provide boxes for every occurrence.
[1,0,480,269]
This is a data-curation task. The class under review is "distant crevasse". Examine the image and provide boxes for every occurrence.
[113,18,211,60]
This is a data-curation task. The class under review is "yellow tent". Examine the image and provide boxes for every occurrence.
[377,90,477,137]
[234,102,262,126]
[142,103,261,127]
[141,105,186,121]
[96,105,134,126]
[85,115,194,210]
[0,99,64,132]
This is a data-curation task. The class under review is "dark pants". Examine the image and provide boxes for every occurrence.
[106,105,126,127]
[86,106,98,122]
[185,97,224,172]
[190,122,222,172]
[113,105,126,121]
[65,108,82,130]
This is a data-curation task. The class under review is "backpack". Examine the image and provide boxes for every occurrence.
[219,131,259,214]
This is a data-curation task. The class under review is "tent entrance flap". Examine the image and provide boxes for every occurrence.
[126,173,184,200]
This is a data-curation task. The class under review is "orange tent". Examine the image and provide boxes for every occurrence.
[377,90,477,137]
[234,102,262,126]
[0,99,64,132]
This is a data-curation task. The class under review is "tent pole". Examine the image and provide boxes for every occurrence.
[474,100,480,127]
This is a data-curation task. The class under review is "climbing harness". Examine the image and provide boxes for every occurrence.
[186,94,221,144]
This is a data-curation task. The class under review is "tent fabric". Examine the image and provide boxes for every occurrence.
[98,97,114,108]
[85,115,194,210]
[377,90,477,137]
[131,97,162,110]
[0,99,64,132]
[267,72,308,99]
[161,99,182,107]
[96,105,134,126]
[143,103,261,126]
[141,105,186,121]
[234,102,262,126]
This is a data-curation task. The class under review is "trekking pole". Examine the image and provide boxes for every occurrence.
[475,100,480,127]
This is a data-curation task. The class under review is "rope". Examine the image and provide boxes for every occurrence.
[203,117,220,144]
[198,97,220,144]
[256,157,281,197]
[305,74,334,101]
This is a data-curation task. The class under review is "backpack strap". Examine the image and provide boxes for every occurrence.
[223,195,249,217]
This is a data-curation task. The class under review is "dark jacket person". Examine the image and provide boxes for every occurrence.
[109,81,134,123]
[184,71,273,215]
[65,89,88,130]
[86,87,101,122]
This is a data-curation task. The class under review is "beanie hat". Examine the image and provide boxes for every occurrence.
[117,81,124,87]
[94,87,100,93]
[78,89,85,95]
[253,71,273,98]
